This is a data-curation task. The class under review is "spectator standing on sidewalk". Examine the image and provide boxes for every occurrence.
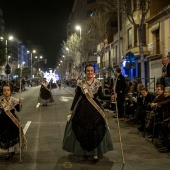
[113,67,127,118]
[159,55,170,87]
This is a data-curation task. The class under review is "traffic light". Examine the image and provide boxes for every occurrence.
[44,59,47,64]
[5,64,11,74]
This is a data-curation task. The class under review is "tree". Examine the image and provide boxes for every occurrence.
[97,0,151,80]
[14,67,30,79]
[63,10,112,64]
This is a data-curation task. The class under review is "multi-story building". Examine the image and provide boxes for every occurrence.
[66,0,99,79]
[0,8,29,80]
[67,0,170,85]
[146,0,170,83]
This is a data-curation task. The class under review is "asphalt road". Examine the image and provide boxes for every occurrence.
[0,85,170,170]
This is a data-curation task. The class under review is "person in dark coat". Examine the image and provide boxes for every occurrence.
[113,67,126,118]
[153,87,170,152]
[137,87,155,132]
[159,55,170,87]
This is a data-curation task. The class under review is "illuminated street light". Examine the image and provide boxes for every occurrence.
[27,50,36,79]
[66,47,69,52]
[75,25,82,75]
[34,55,43,76]
[75,25,81,39]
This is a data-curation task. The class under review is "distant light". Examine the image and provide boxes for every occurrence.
[75,25,81,30]
[8,36,13,40]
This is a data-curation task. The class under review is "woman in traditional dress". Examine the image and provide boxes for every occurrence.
[38,78,54,106]
[63,64,114,164]
[0,84,25,160]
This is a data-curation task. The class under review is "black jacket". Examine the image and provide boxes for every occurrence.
[115,74,126,95]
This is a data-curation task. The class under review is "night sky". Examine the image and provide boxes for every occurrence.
[0,0,74,69]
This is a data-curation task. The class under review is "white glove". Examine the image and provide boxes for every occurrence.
[132,97,137,103]
[67,115,72,122]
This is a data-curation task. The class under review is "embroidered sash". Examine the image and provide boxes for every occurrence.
[41,82,50,92]
[1,101,20,128]
[82,83,109,128]
[0,100,27,150]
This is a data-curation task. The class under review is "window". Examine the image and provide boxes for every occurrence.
[128,28,132,48]
[87,9,95,17]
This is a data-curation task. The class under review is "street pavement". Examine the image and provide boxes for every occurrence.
[0,85,170,170]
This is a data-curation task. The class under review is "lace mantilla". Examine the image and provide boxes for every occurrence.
[77,79,102,98]
[0,97,19,111]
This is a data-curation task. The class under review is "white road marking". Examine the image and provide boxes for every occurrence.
[59,96,74,102]
[36,103,40,108]
[65,88,75,95]
[23,121,31,135]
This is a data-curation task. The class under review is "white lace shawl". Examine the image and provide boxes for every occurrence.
[0,96,19,111]
[77,79,102,98]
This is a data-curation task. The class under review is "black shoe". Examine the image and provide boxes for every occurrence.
[154,142,164,148]
[10,152,15,157]
[5,154,11,160]
[82,155,88,160]
[91,158,99,164]
[137,126,144,132]
[158,146,169,153]
[147,135,153,138]
[148,135,158,139]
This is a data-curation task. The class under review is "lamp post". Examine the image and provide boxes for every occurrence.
[35,55,43,76]
[75,25,82,77]
[4,36,13,82]
[27,50,36,79]
[75,25,81,38]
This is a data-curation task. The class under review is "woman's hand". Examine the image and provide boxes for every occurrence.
[19,98,22,104]
[111,93,117,101]
[67,111,73,122]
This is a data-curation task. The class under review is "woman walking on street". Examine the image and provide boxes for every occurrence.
[38,78,54,106]
[63,64,114,164]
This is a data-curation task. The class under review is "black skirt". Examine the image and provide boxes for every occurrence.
[72,97,106,151]
[0,109,19,149]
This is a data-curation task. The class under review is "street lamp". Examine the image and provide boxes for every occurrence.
[35,55,43,76]
[27,50,36,79]
[4,36,13,82]
[75,25,82,76]
[75,25,81,39]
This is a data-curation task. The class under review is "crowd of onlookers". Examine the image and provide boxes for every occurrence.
[102,54,170,153]
[103,75,170,153]
[0,78,40,96]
